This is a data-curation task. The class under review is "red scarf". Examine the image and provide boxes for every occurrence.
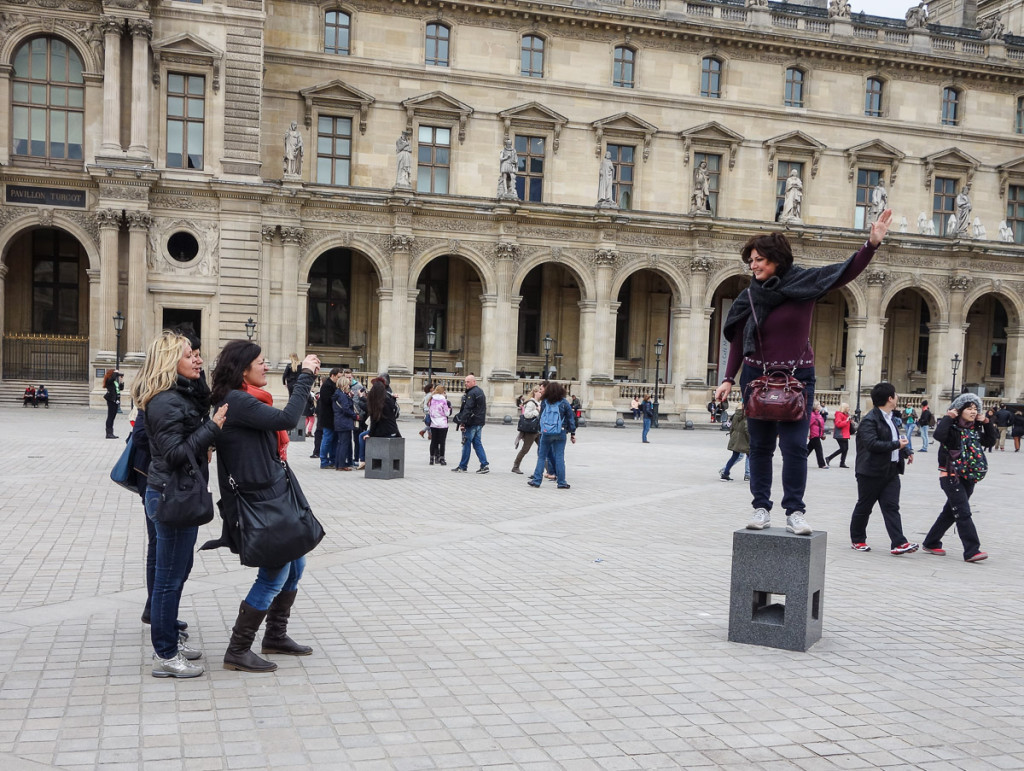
[242,383,288,461]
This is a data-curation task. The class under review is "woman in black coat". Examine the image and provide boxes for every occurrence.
[367,378,401,437]
[1012,409,1024,452]
[103,368,122,438]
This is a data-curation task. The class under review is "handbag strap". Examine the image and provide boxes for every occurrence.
[746,288,810,377]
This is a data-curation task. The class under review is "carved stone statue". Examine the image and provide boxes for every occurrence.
[690,160,711,215]
[999,220,1014,242]
[597,150,616,208]
[497,139,519,199]
[283,121,303,176]
[899,216,908,233]
[947,214,957,237]
[867,180,887,227]
[745,0,768,7]
[973,217,986,239]
[979,16,1005,40]
[905,2,928,29]
[918,211,936,235]
[954,183,972,237]
[781,168,803,222]
[828,0,851,18]
[395,132,412,188]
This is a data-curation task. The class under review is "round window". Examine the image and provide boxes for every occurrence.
[167,232,200,262]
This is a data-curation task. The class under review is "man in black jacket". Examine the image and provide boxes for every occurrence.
[452,375,489,473]
[848,381,918,555]
[317,368,342,469]
[994,403,1013,451]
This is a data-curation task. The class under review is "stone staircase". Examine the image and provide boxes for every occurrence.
[0,380,91,408]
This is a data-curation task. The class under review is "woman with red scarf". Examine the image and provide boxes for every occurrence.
[205,341,321,673]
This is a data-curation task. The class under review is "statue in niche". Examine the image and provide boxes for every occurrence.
[828,0,851,18]
[780,168,803,222]
[973,217,986,239]
[979,16,1005,40]
[954,183,972,237]
[905,2,928,29]
[497,139,519,199]
[947,214,957,236]
[999,220,1014,242]
[918,211,936,235]
[597,150,616,208]
[395,132,412,188]
[283,121,304,176]
[898,216,908,233]
[690,160,711,215]
[866,179,888,227]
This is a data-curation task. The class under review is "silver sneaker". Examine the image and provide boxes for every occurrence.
[746,508,771,530]
[786,511,812,535]
[178,640,203,660]
[152,651,204,678]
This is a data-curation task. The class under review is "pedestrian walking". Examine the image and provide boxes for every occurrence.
[641,393,654,442]
[921,393,996,562]
[1012,409,1024,452]
[512,385,543,474]
[527,381,576,489]
[917,399,934,452]
[428,384,451,465]
[451,375,489,473]
[720,403,750,481]
[806,402,828,469]
[994,403,1012,451]
[825,402,852,468]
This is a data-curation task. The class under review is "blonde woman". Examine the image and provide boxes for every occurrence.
[512,385,543,474]
[428,383,452,465]
[826,403,852,468]
[282,353,301,395]
[135,331,227,678]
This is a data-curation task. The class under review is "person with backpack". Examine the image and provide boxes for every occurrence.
[527,381,576,489]
[917,400,934,452]
[921,393,996,562]
[641,394,655,443]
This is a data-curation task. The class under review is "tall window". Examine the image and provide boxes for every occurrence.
[614,276,632,360]
[693,152,721,216]
[32,230,80,334]
[784,67,804,107]
[521,35,544,78]
[775,160,803,221]
[613,46,635,88]
[316,116,352,186]
[11,37,84,162]
[166,73,204,169]
[1016,96,1024,134]
[865,77,884,117]
[517,268,541,355]
[415,257,448,349]
[307,248,351,346]
[941,87,961,126]
[700,57,722,98]
[933,176,957,235]
[425,23,449,66]
[991,301,1008,378]
[854,168,883,230]
[1007,184,1024,243]
[514,135,544,202]
[416,125,450,194]
[324,11,351,55]
[607,144,635,210]
[917,303,930,372]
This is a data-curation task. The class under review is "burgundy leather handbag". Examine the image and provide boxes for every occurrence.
[742,290,807,423]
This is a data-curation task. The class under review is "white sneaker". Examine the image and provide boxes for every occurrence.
[746,508,771,530]
[786,512,812,535]
[152,651,204,678]
[177,640,203,660]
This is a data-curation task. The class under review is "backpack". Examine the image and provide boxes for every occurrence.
[539,401,563,435]
[948,426,988,482]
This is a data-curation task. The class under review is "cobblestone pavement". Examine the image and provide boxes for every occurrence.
[1,407,1022,771]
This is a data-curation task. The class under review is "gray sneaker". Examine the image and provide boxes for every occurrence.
[152,651,204,678]
[746,508,771,530]
[786,511,812,535]
[178,640,203,660]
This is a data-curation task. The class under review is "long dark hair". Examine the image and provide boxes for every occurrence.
[367,379,387,421]
[542,380,566,404]
[210,340,262,405]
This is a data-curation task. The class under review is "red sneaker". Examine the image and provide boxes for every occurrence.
[922,546,946,556]
[890,542,919,555]
[851,542,871,552]
[966,552,989,563]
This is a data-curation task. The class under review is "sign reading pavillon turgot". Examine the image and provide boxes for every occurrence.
[5,185,87,208]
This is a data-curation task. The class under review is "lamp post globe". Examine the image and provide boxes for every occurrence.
[653,338,664,428]
[244,317,256,341]
[427,325,436,389]
[951,353,962,397]
[854,348,866,420]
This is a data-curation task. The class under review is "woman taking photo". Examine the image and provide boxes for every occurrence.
[825,403,852,468]
[103,368,123,438]
[715,209,892,534]
[206,341,321,673]
[135,331,226,678]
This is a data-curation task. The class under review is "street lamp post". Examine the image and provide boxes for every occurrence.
[653,338,664,428]
[543,333,553,379]
[854,348,866,420]
[112,311,124,374]
[951,353,962,397]
[427,325,436,389]
[244,317,256,341]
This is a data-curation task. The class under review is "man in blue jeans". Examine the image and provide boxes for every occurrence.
[317,368,342,468]
[452,375,489,473]
[641,394,654,443]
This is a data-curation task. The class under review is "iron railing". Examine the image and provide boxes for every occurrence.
[2,333,90,381]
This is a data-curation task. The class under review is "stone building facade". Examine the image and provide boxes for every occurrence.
[2,0,1024,418]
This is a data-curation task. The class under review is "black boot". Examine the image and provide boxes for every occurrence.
[224,601,278,672]
[430,455,435,465]
[261,590,312,656]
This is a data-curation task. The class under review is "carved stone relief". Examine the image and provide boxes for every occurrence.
[147,218,219,276]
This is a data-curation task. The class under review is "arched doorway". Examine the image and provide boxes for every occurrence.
[305,247,380,370]
[708,274,746,385]
[882,288,932,394]
[811,289,851,391]
[964,294,1013,398]
[413,255,484,377]
[614,269,673,383]
[515,263,581,380]
[2,227,91,381]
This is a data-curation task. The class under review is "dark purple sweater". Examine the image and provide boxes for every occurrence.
[724,241,877,378]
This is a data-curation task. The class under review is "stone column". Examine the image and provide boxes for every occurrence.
[127,19,153,158]
[100,17,124,155]
[96,209,123,354]
[942,274,972,399]
[1003,326,1024,402]
[576,300,596,386]
[485,242,518,379]
[280,227,304,363]
[384,235,414,374]
[685,256,715,385]
[860,269,889,403]
[844,316,869,415]
[591,249,617,381]
[125,211,151,355]
[87,268,102,386]
[0,264,7,377]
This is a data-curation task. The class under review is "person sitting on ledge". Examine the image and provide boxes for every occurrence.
[23,385,36,407]
[35,385,49,408]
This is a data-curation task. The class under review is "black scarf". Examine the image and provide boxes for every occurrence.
[723,254,856,358]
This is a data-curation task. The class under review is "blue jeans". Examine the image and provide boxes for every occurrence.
[531,433,567,486]
[333,429,353,468]
[244,557,305,611]
[458,424,488,469]
[919,424,929,451]
[642,415,651,441]
[357,429,369,462]
[724,452,750,477]
[742,364,815,516]
[144,488,197,659]
[320,427,336,467]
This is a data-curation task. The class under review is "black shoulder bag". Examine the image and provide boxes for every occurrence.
[156,445,214,527]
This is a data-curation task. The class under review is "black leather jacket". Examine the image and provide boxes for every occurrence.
[458,385,487,427]
[145,375,219,491]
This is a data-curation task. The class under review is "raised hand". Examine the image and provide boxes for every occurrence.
[301,354,321,374]
[868,209,893,246]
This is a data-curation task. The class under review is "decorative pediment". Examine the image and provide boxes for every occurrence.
[151,34,223,92]
[680,121,744,169]
[299,80,375,134]
[996,156,1024,197]
[498,102,568,153]
[763,130,826,177]
[401,91,474,143]
[922,147,980,188]
[592,113,659,162]
[844,139,906,184]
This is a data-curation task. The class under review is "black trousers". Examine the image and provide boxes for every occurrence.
[429,426,449,460]
[923,476,982,560]
[105,400,118,435]
[825,438,849,466]
[806,437,826,468]
[850,464,908,548]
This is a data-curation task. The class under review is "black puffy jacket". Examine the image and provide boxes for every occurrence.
[145,375,219,491]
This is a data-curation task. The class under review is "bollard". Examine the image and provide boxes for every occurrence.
[364,437,405,479]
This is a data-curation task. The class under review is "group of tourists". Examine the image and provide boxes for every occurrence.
[22,384,49,407]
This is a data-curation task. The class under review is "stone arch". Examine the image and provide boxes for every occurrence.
[0,211,100,272]
[609,258,688,307]
[1,23,102,75]
[409,242,496,295]
[299,233,389,284]
[963,282,1024,328]
[511,248,594,302]
[880,275,948,322]
[702,262,748,308]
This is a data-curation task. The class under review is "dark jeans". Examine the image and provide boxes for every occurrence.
[458,424,488,469]
[806,437,826,467]
[320,427,336,468]
[924,476,982,560]
[429,426,449,460]
[333,429,353,468]
[105,400,118,435]
[143,499,156,620]
[826,438,849,466]
[741,365,815,515]
[144,488,197,659]
[531,433,567,486]
[850,464,908,548]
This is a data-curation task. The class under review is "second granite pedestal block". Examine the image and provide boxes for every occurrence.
[364,437,405,479]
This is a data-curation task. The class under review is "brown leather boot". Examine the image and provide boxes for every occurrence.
[223,602,277,672]
[261,590,312,656]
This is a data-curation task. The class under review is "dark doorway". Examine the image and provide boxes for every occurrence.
[163,308,202,344]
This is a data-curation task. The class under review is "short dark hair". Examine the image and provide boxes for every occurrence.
[210,340,262,405]
[329,368,342,377]
[542,380,566,404]
[740,232,794,277]
[870,381,896,407]
[921,400,928,407]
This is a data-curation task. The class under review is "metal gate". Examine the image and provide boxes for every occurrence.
[2,334,90,381]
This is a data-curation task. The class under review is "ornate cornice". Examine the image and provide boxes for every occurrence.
[125,210,152,230]
[94,209,123,229]
[281,226,305,245]
[388,234,415,253]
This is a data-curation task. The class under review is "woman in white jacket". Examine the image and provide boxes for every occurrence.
[427,384,452,465]
[512,385,544,474]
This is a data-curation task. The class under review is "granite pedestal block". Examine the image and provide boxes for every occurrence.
[728,528,826,652]
[364,437,405,479]
[288,416,306,442]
